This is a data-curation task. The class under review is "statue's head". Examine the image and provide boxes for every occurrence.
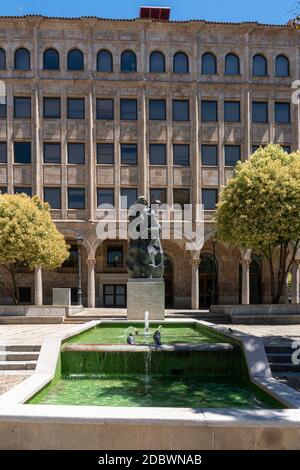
[136,196,148,206]
[151,199,161,206]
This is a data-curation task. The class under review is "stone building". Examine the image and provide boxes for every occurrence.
[0,9,299,308]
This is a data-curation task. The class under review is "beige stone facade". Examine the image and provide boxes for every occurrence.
[0,15,299,308]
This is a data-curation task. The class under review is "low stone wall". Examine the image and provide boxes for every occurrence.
[0,305,83,317]
[210,304,300,324]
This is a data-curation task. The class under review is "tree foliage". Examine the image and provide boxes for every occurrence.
[0,194,69,303]
[215,144,300,303]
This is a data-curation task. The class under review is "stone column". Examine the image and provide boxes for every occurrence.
[34,266,43,306]
[87,259,96,308]
[191,259,200,310]
[292,261,300,304]
[240,259,251,305]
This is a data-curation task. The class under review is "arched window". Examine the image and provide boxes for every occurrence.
[202,53,217,75]
[275,55,289,77]
[97,50,113,72]
[0,48,6,70]
[199,253,218,307]
[121,50,137,72]
[67,49,84,71]
[253,54,267,76]
[149,51,165,73]
[225,53,240,75]
[43,48,59,70]
[14,48,30,70]
[173,52,189,74]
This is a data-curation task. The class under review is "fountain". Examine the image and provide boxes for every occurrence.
[144,310,149,333]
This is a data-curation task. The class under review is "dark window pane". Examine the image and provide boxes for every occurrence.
[275,55,289,77]
[253,54,267,76]
[96,99,114,120]
[275,102,290,124]
[44,187,61,209]
[67,49,84,71]
[68,188,85,209]
[97,50,113,72]
[173,144,189,166]
[97,143,114,164]
[201,145,218,166]
[19,287,31,303]
[173,52,189,73]
[67,98,85,119]
[173,100,189,121]
[121,51,137,72]
[14,97,31,118]
[14,187,32,196]
[225,54,239,75]
[149,99,166,120]
[120,99,137,120]
[0,187,7,193]
[107,247,123,267]
[201,100,218,122]
[202,189,218,210]
[252,102,268,123]
[173,189,190,208]
[150,188,166,204]
[282,145,291,153]
[14,142,31,163]
[0,142,7,163]
[121,144,137,165]
[62,244,78,268]
[43,49,59,70]
[43,143,61,164]
[202,53,217,74]
[68,143,85,164]
[225,145,241,166]
[224,101,240,122]
[149,144,166,165]
[14,48,30,70]
[0,102,6,118]
[150,51,165,73]
[43,98,60,118]
[97,188,114,207]
[252,145,266,153]
[0,48,6,69]
[121,188,138,209]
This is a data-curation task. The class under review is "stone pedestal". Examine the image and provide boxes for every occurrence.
[53,288,71,306]
[127,278,165,320]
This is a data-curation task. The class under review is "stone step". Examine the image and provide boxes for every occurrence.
[0,352,39,361]
[269,362,300,372]
[0,345,41,352]
[265,345,294,354]
[266,353,294,363]
[0,316,63,324]
[0,360,37,370]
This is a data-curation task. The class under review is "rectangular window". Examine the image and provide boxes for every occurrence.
[282,145,291,153]
[14,187,32,196]
[121,188,138,209]
[14,142,31,163]
[275,102,290,124]
[0,142,7,163]
[62,244,78,268]
[150,188,167,204]
[121,144,137,165]
[96,98,114,120]
[225,145,241,166]
[43,97,61,119]
[14,97,31,118]
[173,188,190,208]
[43,143,61,164]
[201,100,218,122]
[97,188,114,207]
[173,144,190,166]
[173,100,189,121]
[201,145,218,166]
[68,188,85,209]
[19,287,31,303]
[67,143,85,164]
[120,99,137,120]
[107,246,124,267]
[0,187,7,193]
[44,187,61,209]
[67,98,85,119]
[149,144,166,165]
[202,189,218,210]
[0,101,6,118]
[97,143,114,164]
[149,99,166,120]
[224,101,240,122]
[252,102,268,123]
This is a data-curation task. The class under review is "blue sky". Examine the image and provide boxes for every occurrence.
[0,0,297,24]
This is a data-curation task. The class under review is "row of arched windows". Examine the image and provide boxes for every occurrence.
[0,47,290,77]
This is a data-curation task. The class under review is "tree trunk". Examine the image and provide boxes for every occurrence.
[269,242,299,304]
[2,263,19,304]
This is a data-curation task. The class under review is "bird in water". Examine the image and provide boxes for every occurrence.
[127,333,135,345]
[153,330,162,346]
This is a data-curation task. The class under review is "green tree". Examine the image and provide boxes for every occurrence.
[0,193,69,304]
[215,144,300,304]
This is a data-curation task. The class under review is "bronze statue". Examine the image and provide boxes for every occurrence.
[127,196,164,279]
